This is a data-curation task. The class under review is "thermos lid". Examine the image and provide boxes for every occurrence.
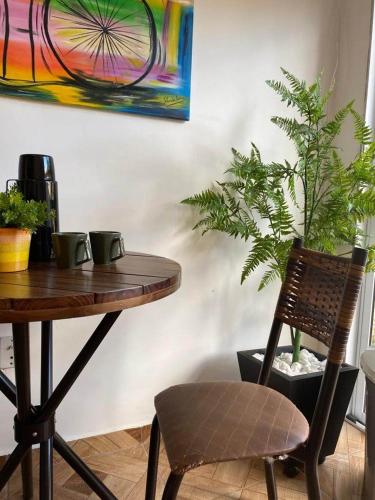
[18,154,55,181]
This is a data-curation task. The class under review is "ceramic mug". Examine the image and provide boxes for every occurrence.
[89,231,125,265]
[52,232,91,269]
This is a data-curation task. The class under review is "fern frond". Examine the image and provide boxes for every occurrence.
[181,189,223,209]
[351,189,375,221]
[258,266,279,291]
[271,116,301,139]
[351,109,373,145]
[266,80,296,107]
[280,67,306,94]
[366,245,375,272]
[241,236,275,284]
[322,101,353,140]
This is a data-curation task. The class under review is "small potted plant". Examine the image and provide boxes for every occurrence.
[182,69,375,465]
[0,185,52,272]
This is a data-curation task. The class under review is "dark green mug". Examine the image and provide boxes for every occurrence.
[52,232,92,269]
[89,231,125,265]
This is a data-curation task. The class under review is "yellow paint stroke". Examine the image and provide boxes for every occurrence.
[47,85,101,109]
[167,1,182,69]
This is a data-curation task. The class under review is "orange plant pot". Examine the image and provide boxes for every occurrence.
[0,228,31,272]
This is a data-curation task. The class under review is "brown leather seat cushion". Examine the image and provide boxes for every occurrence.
[155,381,309,474]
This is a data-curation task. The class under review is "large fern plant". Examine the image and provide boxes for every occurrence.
[182,69,375,363]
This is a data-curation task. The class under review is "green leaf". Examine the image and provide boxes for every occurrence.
[258,267,279,291]
[351,109,373,145]
[280,67,306,94]
[241,236,275,284]
[322,101,353,140]
[0,186,53,233]
[182,68,375,291]
[366,245,375,272]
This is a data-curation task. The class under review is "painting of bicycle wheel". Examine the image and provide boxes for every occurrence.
[0,0,194,120]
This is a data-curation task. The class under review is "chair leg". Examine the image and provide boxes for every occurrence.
[161,472,184,500]
[264,457,278,500]
[305,460,321,500]
[145,415,161,500]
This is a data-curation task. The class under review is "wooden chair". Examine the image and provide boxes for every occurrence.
[145,238,367,500]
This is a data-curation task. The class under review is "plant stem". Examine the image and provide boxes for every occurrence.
[302,111,312,236]
[290,325,295,344]
[292,329,301,363]
[306,122,321,236]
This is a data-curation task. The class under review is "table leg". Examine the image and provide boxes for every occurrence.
[0,312,122,499]
[54,434,116,500]
[0,444,29,492]
[13,323,33,499]
[0,369,16,406]
[39,321,53,500]
[37,311,122,422]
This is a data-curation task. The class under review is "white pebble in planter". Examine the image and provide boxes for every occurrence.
[253,349,327,376]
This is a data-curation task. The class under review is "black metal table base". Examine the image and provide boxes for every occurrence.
[0,311,122,499]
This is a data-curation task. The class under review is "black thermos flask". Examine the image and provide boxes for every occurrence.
[7,154,59,262]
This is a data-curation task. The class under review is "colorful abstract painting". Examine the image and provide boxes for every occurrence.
[0,0,193,119]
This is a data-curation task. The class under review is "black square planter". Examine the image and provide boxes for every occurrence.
[237,345,359,460]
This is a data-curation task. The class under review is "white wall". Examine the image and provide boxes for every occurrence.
[0,0,351,453]
[332,0,373,163]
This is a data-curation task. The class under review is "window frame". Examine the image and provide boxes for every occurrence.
[349,219,375,424]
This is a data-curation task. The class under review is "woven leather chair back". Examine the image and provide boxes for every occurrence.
[275,240,366,364]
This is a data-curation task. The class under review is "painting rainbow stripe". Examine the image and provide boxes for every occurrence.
[0,0,194,120]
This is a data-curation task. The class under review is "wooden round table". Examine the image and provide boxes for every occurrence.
[0,252,181,499]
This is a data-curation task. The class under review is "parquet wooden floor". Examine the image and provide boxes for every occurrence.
[0,422,365,499]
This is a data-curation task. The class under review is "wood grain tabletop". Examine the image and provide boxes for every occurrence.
[0,252,181,323]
